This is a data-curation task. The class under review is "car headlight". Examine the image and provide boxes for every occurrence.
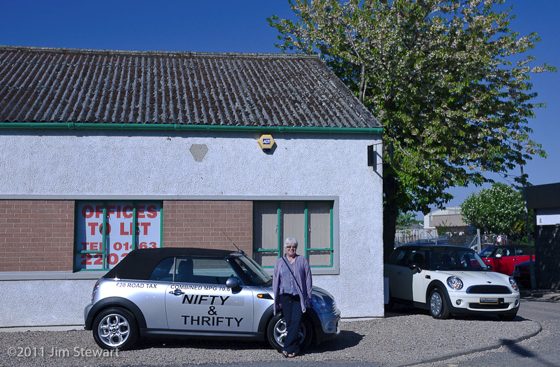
[447,276,463,290]
[509,277,519,291]
[312,294,329,312]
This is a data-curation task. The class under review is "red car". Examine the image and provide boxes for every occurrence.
[479,245,531,276]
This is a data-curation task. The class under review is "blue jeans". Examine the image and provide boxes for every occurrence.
[279,294,302,354]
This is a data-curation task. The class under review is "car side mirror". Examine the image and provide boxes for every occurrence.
[409,263,422,274]
[495,254,502,258]
[226,277,240,289]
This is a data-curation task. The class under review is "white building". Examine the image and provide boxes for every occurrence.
[424,207,467,230]
[0,46,384,329]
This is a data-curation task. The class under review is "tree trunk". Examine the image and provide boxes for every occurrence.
[383,168,399,263]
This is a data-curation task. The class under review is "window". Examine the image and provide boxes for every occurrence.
[231,256,272,286]
[253,201,334,270]
[149,257,175,281]
[175,257,236,285]
[74,201,163,271]
[388,249,427,268]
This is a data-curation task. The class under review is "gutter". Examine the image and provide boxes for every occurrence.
[0,123,383,135]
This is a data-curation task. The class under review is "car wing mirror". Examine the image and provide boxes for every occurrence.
[495,254,502,258]
[226,277,240,289]
[408,263,422,274]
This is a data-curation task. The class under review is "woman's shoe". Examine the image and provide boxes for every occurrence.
[282,351,289,358]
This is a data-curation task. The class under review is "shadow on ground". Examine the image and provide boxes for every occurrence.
[385,302,530,322]
[131,329,363,353]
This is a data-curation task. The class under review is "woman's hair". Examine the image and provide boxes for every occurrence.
[284,238,298,248]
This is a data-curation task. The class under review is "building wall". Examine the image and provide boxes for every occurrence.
[424,207,467,229]
[535,226,560,290]
[0,279,96,328]
[0,200,252,272]
[0,200,74,271]
[0,129,384,326]
[0,200,253,328]
[163,200,253,254]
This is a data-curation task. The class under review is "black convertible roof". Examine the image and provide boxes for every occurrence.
[104,247,238,280]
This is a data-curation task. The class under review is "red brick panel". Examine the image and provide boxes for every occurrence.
[163,201,253,255]
[0,200,75,271]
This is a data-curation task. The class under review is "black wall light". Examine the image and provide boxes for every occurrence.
[367,145,376,170]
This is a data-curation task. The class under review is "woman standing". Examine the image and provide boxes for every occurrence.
[272,238,313,358]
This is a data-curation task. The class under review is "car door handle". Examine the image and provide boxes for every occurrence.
[169,288,184,296]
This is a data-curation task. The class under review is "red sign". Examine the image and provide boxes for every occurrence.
[76,202,161,270]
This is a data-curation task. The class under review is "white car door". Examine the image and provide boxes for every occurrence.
[386,248,428,302]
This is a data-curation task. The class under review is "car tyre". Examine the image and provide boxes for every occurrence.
[92,307,138,350]
[429,287,450,319]
[266,312,313,351]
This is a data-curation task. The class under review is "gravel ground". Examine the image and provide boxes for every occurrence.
[0,302,543,367]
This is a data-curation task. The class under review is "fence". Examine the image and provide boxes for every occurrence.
[481,234,508,247]
[396,226,516,255]
[395,228,439,246]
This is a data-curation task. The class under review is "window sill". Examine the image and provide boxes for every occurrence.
[0,271,107,281]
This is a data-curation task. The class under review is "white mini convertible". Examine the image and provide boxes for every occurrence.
[384,244,520,320]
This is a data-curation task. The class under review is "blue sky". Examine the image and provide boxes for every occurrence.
[2,0,559,213]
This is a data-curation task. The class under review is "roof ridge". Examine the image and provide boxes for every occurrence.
[0,45,319,59]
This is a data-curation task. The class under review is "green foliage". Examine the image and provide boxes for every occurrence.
[460,182,525,235]
[269,0,553,208]
[396,211,421,229]
[268,0,554,257]
[434,219,453,236]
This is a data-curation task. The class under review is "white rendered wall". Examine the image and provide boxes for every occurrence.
[1,129,383,324]
[0,279,96,328]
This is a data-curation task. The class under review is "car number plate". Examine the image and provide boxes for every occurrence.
[480,298,499,304]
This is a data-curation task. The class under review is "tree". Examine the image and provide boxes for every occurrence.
[460,182,524,235]
[396,210,421,229]
[268,0,555,260]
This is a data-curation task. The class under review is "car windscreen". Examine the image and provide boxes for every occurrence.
[429,248,490,271]
[479,246,497,258]
[229,255,272,286]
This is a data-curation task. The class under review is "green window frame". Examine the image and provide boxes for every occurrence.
[74,201,163,271]
[253,201,334,269]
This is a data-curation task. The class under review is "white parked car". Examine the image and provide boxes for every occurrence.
[385,244,520,320]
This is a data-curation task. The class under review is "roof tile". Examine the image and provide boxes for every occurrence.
[0,46,380,129]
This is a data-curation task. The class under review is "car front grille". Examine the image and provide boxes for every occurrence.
[469,302,511,310]
[466,285,511,294]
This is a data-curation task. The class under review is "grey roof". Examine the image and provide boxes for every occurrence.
[0,46,380,129]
